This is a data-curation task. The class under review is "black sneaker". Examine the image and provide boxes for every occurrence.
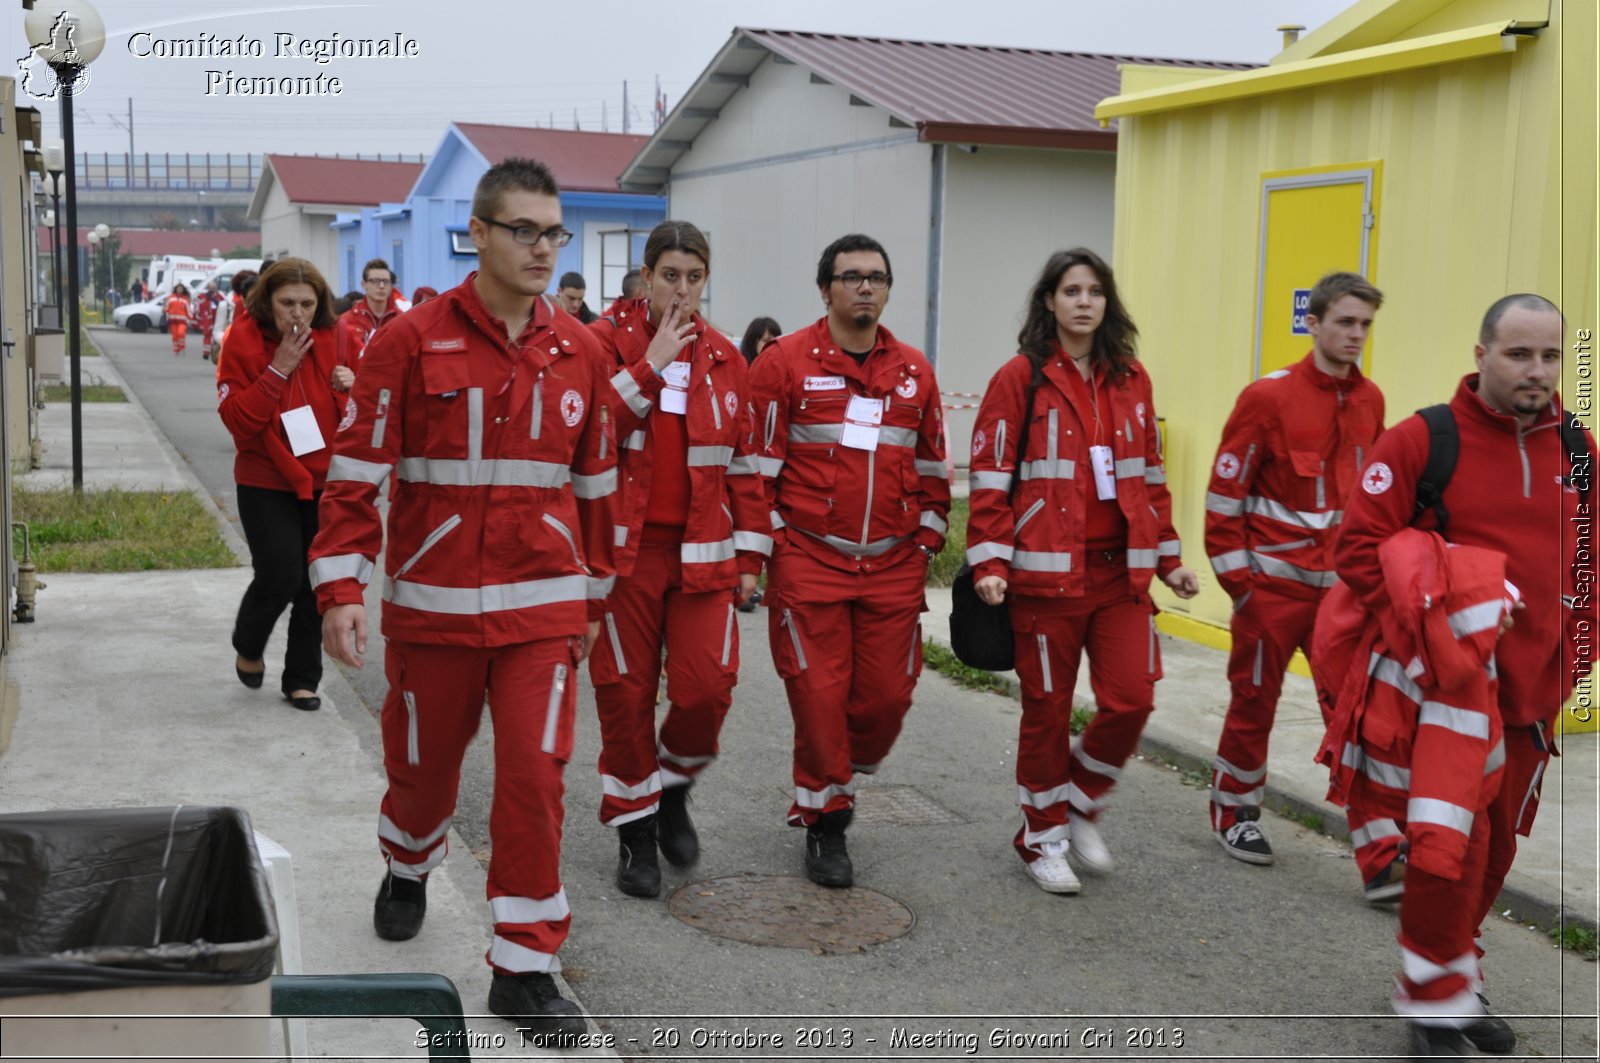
[1365,857,1407,904]
[1216,808,1275,865]
[657,785,700,866]
[372,871,426,941]
[1408,1023,1471,1056]
[737,589,763,613]
[487,971,588,1039]
[616,815,661,897]
[1464,995,1516,1054]
[804,809,853,888]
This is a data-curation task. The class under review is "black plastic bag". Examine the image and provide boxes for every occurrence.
[0,806,278,997]
[949,563,1014,671]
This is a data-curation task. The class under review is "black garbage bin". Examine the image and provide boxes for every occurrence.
[0,806,279,1057]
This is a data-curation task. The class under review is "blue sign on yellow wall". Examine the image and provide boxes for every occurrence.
[1292,288,1311,335]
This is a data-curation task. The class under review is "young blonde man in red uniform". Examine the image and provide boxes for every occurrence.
[749,233,951,888]
[1204,272,1385,864]
[312,158,615,1038]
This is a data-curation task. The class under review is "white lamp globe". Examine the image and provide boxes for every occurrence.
[23,1,106,66]
[92,222,109,239]
[85,231,99,246]
[41,140,65,173]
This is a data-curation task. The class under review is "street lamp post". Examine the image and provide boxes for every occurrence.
[42,140,64,314]
[24,0,107,491]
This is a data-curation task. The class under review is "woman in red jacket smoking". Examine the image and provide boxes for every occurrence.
[966,248,1199,894]
[217,258,343,712]
[585,221,770,898]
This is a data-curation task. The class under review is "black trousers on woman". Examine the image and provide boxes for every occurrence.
[233,484,322,695]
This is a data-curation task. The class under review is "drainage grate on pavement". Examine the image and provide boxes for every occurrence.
[668,874,915,954]
[849,784,965,826]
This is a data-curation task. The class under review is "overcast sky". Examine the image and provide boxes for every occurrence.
[10,1,1352,157]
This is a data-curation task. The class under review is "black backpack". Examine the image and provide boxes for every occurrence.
[1413,404,1590,535]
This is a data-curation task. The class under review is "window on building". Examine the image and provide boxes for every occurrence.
[391,241,404,290]
[449,230,477,257]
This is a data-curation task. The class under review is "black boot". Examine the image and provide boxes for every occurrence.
[657,785,700,866]
[1463,994,1516,1054]
[804,808,854,888]
[1408,1023,1471,1057]
[616,815,661,897]
[372,871,426,941]
[488,971,588,1038]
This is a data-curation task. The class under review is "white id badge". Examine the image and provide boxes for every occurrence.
[841,395,885,451]
[1089,444,1117,500]
[280,405,326,457]
[659,361,691,415]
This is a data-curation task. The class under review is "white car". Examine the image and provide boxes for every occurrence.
[113,298,167,333]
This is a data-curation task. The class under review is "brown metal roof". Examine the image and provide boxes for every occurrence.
[454,124,651,194]
[620,28,1255,190]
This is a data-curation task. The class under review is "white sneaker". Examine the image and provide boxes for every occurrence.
[1068,816,1114,873]
[1025,840,1081,894]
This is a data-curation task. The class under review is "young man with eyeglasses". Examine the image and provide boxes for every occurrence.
[311,157,615,1039]
[749,233,952,887]
[333,259,404,386]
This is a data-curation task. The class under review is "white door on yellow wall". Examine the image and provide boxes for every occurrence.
[1254,164,1380,380]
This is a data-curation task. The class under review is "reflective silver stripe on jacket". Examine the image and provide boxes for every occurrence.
[1407,796,1473,836]
[1114,456,1145,479]
[611,367,652,417]
[309,552,375,588]
[732,530,775,555]
[916,460,946,478]
[1127,548,1158,569]
[587,575,615,599]
[396,457,571,489]
[682,539,736,565]
[1448,599,1506,638]
[1419,700,1491,740]
[757,456,785,477]
[327,455,393,487]
[966,541,1014,565]
[1020,458,1076,481]
[623,430,647,450]
[727,454,760,476]
[1368,652,1425,705]
[1144,465,1167,485]
[1251,553,1335,588]
[385,573,589,614]
[1244,495,1341,530]
[970,470,1011,492]
[1205,492,1244,517]
[1209,549,1251,574]
[1013,550,1072,573]
[466,389,484,461]
[919,511,948,534]
[687,445,735,467]
[1158,539,1181,557]
[787,423,915,447]
[570,468,617,499]
[795,527,905,558]
[1341,742,1412,790]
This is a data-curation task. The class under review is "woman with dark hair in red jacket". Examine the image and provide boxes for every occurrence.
[217,258,343,711]
[966,248,1199,894]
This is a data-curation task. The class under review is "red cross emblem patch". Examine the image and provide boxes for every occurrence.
[1362,462,1394,495]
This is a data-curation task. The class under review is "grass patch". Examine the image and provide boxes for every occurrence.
[14,485,234,572]
[926,496,968,588]
[38,383,125,403]
[1285,808,1326,833]
[923,637,1014,697]
[1550,924,1600,961]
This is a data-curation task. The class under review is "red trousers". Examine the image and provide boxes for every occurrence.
[767,544,926,826]
[170,321,188,354]
[1011,551,1162,860]
[1211,589,1319,831]
[588,538,739,826]
[1393,809,1489,1027]
[378,637,577,974]
[1472,721,1550,934]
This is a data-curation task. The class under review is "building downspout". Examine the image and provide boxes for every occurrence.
[924,142,946,368]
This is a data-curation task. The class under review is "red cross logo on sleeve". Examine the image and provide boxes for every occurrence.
[1362,462,1395,495]
[1215,452,1240,479]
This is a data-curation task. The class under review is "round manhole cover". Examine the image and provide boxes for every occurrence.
[668,874,914,954]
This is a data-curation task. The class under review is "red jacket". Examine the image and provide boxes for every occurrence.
[589,299,770,588]
[1205,353,1384,601]
[965,352,1182,597]
[1334,375,1596,726]
[748,319,951,571]
[216,314,341,499]
[307,275,618,647]
[335,296,402,367]
[1317,529,1510,880]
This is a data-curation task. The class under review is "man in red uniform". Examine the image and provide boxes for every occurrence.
[1332,293,1592,1055]
[311,158,615,1038]
[749,233,951,887]
[335,258,404,370]
[1204,271,1385,864]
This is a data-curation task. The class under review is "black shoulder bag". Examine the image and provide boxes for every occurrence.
[949,377,1039,671]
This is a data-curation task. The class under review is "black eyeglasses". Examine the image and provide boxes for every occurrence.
[476,217,574,248]
[831,271,892,291]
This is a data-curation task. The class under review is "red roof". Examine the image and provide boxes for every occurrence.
[453,124,651,193]
[743,29,1255,148]
[40,228,258,254]
[264,155,424,207]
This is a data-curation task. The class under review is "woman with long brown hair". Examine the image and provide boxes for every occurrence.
[965,248,1199,893]
[586,220,770,898]
[217,258,343,712]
